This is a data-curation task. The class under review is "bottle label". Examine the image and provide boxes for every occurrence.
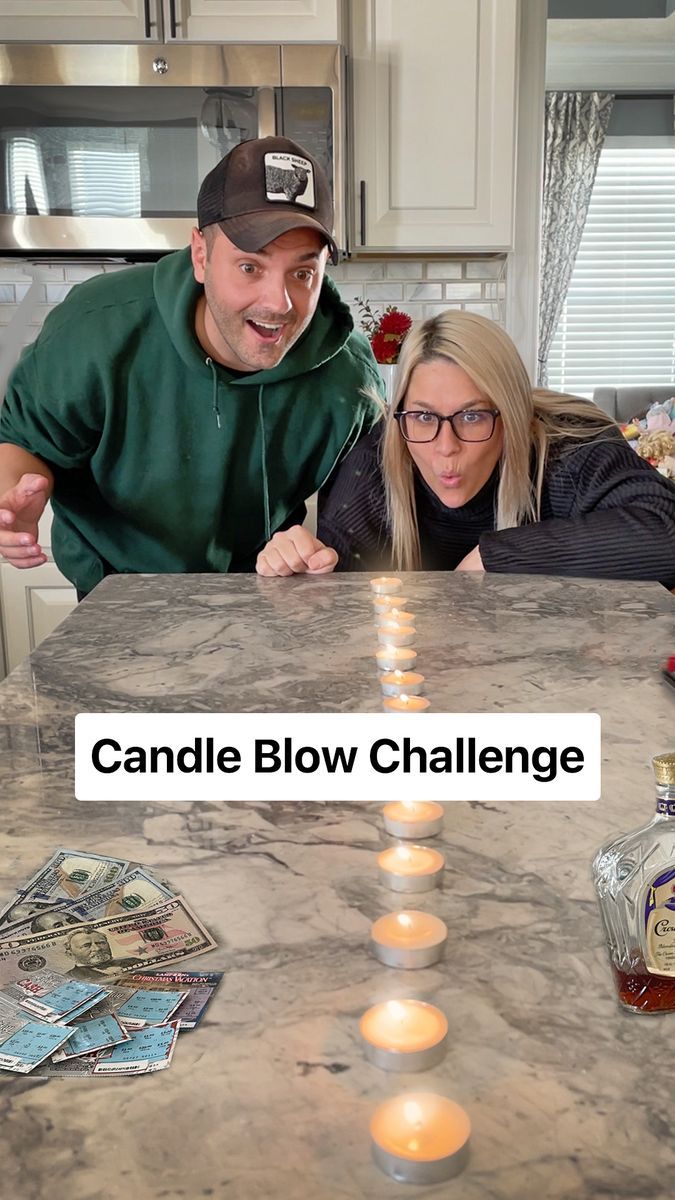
[643,866,675,976]
[656,799,675,817]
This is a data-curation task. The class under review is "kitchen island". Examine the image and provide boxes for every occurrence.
[0,571,673,1200]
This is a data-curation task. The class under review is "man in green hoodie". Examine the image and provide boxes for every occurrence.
[0,136,383,596]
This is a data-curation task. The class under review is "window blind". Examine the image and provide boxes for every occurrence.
[547,145,675,397]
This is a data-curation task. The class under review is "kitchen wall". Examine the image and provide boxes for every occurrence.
[0,256,507,372]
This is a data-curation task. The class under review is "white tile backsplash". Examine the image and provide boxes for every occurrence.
[404,283,443,301]
[0,254,508,366]
[426,261,464,279]
[444,282,483,300]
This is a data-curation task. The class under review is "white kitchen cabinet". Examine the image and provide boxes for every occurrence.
[0,0,340,42]
[0,0,156,42]
[173,0,340,41]
[0,560,76,676]
[350,0,519,251]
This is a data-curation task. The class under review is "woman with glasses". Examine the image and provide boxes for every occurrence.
[256,311,675,584]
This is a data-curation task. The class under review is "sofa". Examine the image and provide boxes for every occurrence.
[592,386,675,422]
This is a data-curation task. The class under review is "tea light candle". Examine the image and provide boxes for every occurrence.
[370,910,448,969]
[375,647,418,672]
[380,670,425,697]
[378,845,445,892]
[377,625,416,647]
[370,1094,471,1184]
[371,577,403,595]
[383,693,430,713]
[373,594,408,613]
[383,800,444,839]
[360,999,448,1072]
[375,607,415,628]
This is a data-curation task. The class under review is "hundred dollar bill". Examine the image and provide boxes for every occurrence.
[67,868,176,922]
[0,897,216,986]
[0,850,130,931]
[0,867,176,942]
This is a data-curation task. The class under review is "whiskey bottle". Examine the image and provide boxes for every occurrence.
[592,752,675,1013]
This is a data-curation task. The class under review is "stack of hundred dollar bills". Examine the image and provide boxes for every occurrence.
[0,849,221,1076]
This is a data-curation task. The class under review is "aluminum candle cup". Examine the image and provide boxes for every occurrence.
[380,670,425,698]
[360,1000,448,1072]
[370,577,403,595]
[377,625,416,647]
[372,594,408,613]
[383,800,444,839]
[375,646,418,673]
[370,1094,471,1184]
[377,844,445,892]
[383,693,430,713]
[370,910,448,969]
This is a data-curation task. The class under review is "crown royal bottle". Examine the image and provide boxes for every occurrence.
[592,752,675,1013]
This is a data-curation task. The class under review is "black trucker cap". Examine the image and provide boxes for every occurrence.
[197,135,339,265]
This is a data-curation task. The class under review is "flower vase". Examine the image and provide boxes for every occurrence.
[379,363,397,404]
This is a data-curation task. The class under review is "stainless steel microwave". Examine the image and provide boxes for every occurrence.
[0,42,346,257]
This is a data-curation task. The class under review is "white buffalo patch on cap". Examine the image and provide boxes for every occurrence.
[264,152,315,209]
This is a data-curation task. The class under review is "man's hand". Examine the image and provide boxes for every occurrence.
[456,545,485,572]
[0,473,51,569]
[256,525,338,577]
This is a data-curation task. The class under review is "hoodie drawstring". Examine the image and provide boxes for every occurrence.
[206,359,270,543]
[206,357,221,429]
[257,384,271,543]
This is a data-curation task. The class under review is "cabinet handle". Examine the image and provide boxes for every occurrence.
[169,0,178,38]
[143,0,152,37]
[359,180,366,246]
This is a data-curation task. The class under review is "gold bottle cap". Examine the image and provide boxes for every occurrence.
[653,753,675,784]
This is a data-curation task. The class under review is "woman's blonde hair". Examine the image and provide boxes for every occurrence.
[381,310,617,571]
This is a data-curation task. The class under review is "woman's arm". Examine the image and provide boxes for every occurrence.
[478,434,675,587]
[317,425,393,572]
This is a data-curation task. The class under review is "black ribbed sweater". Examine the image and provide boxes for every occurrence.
[317,424,675,587]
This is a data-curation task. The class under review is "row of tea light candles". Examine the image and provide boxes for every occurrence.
[365,577,471,1184]
[372,576,430,713]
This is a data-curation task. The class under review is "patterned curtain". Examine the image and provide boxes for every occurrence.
[538,92,614,387]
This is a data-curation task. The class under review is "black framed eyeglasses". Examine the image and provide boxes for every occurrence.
[394,408,501,443]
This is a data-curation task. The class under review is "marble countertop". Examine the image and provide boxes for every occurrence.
[0,571,674,1200]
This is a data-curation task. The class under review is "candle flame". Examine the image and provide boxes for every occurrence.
[399,693,410,703]
[397,913,413,929]
[402,799,416,812]
[403,1101,425,1130]
[386,1000,408,1021]
[396,846,413,862]
[394,670,404,680]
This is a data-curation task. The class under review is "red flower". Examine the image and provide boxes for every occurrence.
[378,310,413,337]
[371,330,398,363]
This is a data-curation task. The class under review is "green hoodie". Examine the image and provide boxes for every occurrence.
[1,248,384,594]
